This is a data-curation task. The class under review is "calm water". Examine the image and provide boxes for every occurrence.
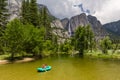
[0,55,120,80]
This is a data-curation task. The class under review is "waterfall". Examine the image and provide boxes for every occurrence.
[68,22,72,37]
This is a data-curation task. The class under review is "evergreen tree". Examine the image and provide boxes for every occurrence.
[21,0,30,24]
[21,0,26,23]
[38,8,43,27]
[42,7,52,40]
[0,27,4,53]
[74,26,86,55]
[0,0,9,28]
[0,0,9,53]
[25,0,30,23]
[29,0,38,26]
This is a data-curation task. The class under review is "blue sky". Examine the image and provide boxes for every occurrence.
[37,0,120,24]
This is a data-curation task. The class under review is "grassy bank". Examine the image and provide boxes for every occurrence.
[85,50,120,59]
[0,54,10,60]
[0,53,33,60]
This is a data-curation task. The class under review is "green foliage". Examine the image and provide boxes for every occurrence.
[21,0,30,24]
[0,0,9,28]
[22,24,45,56]
[100,36,112,54]
[59,40,73,54]
[3,19,24,60]
[72,25,95,55]
[40,7,52,40]
[21,0,52,41]
[29,0,39,26]
[1,18,47,59]
[43,40,54,51]
[52,35,58,53]
[0,27,4,54]
[21,0,39,26]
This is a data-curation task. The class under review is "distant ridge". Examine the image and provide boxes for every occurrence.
[103,20,120,40]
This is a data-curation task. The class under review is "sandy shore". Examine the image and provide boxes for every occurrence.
[0,58,35,65]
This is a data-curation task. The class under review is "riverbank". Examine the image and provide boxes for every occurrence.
[0,50,120,65]
[85,50,120,59]
[0,57,35,65]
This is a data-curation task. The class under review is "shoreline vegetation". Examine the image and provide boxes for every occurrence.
[85,50,120,59]
[0,50,120,65]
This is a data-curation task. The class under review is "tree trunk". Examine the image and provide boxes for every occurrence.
[11,52,14,61]
[79,49,84,56]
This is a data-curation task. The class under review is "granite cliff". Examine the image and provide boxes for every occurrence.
[61,13,108,41]
[8,0,22,20]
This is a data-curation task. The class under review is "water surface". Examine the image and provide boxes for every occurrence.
[0,55,120,80]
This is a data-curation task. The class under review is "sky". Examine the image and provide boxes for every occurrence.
[37,0,120,24]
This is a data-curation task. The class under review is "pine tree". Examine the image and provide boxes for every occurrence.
[42,7,52,40]
[26,0,30,23]
[0,0,9,28]
[21,0,31,24]
[29,0,38,26]
[21,0,26,23]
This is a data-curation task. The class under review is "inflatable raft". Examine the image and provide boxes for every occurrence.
[37,66,51,72]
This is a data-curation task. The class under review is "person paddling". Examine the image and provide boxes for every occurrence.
[42,64,47,68]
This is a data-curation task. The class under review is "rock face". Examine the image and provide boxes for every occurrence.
[51,19,69,43]
[103,20,120,39]
[87,15,108,40]
[37,4,56,21]
[37,4,68,42]
[8,0,56,21]
[70,13,89,32]
[8,0,22,21]
[61,13,108,41]
[61,18,69,31]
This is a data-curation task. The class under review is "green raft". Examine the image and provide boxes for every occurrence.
[37,66,51,72]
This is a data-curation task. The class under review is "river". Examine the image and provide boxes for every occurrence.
[0,55,120,80]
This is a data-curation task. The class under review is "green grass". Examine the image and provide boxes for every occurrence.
[0,53,34,60]
[0,54,10,60]
[85,50,120,59]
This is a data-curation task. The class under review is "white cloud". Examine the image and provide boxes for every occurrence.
[37,0,120,24]
[94,0,120,24]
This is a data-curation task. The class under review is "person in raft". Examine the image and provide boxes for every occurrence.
[42,64,47,68]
